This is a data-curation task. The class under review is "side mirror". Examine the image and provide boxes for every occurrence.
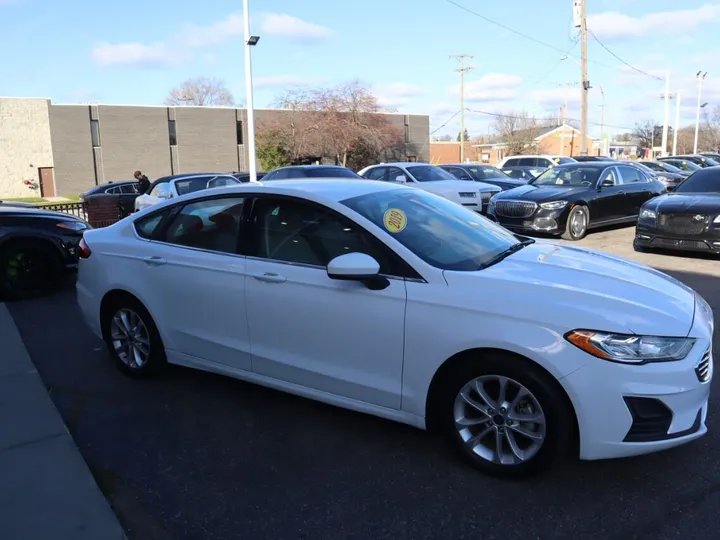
[327,253,388,290]
[155,184,172,199]
[394,175,407,183]
[599,179,614,189]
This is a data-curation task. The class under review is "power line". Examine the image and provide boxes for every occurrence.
[430,110,461,134]
[464,108,636,132]
[588,29,663,81]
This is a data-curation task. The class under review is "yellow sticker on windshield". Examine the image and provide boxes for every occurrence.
[383,208,407,233]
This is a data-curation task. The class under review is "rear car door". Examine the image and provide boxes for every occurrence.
[243,195,408,408]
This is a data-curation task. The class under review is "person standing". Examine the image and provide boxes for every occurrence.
[134,170,150,194]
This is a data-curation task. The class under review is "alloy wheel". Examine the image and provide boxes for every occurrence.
[110,308,151,369]
[570,210,586,238]
[453,375,547,466]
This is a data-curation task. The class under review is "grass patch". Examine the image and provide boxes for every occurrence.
[1,197,46,203]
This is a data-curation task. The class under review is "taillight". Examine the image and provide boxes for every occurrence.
[78,238,92,259]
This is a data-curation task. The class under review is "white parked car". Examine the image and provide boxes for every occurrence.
[134,173,241,212]
[357,162,501,213]
[77,179,713,478]
[498,155,577,169]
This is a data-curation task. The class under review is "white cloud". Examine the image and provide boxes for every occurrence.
[453,73,524,102]
[374,83,426,109]
[588,4,720,39]
[254,75,318,89]
[260,13,335,42]
[91,42,182,68]
[182,13,244,47]
[528,87,581,108]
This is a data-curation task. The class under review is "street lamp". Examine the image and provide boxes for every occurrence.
[694,70,707,154]
[243,0,260,182]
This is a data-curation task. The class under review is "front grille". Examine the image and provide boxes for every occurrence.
[696,349,712,383]
[657,213,709,235]
[651,237,710,250]
[495,200,537,218]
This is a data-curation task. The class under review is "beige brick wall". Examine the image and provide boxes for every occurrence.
[174,107,239,173]
[49,105,97,195]
[0,98,54,198]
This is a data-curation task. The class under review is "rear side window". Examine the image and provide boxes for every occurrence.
[135,211,169,239]
[504,158,520,167]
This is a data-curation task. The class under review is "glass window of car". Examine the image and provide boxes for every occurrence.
[466,166,507,180]
[599,167,619,186]
[149,182,170,197]
[387,167,407,183]
[674,168,720,193]
[134,210,170,239]
[444,167,474,181]
[174,176,229,196]
[503,158,520,167]
[342,188,521,271]
[302,167,360,178]
[104,186,121,195]
[121,183,140,194]
[162,197,245,253]
[531,166,602,186]
[249,197,394,272]
[654,161,684,174]
[518,157,538,167]
[362,167,387,181]
[617,165,642,183]
[502,169,524,179]
[405,165,458,182]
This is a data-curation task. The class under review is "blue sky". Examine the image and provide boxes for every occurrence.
[1,0,718,140]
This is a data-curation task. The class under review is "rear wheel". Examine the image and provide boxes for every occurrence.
[561,205,589,241]
[0,240,63,300]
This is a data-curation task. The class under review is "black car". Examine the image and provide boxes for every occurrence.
[0,206,91,299]
[660,154,720,168]
[440,163,527,191]
[571,156,614,162]
[501,166,547,182]
[232,171,267,182]
[487,162,667,241]
[637,160,687,191]
[635,167,720,255]
[658,158,703,174]
[80,180,142,216]
[700,152,720,161]
[262,165,362,180]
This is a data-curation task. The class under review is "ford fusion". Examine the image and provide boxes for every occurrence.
[487,162,666,240]
[635,166,720,254]
[76,179,713,478]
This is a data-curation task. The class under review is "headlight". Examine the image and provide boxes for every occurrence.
[565,330,695,364]
[459,192,477,198]
[56,221,89,231]
[639,209,657,220]
[539,200,568,210]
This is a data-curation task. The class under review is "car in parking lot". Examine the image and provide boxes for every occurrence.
[659,158,703,174]
[487,161,667,240]
[76,178,713,479]
[440,163,528,191]
[80,180,143,216]
[358,162,501,213]
[660,154,720,168]
[262,165,361,180]
[134,173,242,212]
[635,166,720,255]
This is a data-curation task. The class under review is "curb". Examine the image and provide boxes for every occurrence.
[0,303,128,540]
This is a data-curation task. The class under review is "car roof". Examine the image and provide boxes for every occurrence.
[0,205,81,218]
[443,163,495,167]
[274,165,350,170]
[367,162,435,167]
[552,161,611,169]
[84,180,137,193]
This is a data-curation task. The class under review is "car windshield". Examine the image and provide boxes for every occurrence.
[645,161,683,174]
[666,160,702,172]
[697,156,720,166]
[341,188,523,271]
[302,167,361,178]
[466,166,508,179]
[406,165,459,182]
[529,166,601,186]
[673,169,720,194]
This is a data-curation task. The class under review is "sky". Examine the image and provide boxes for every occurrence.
[1,0,719,141]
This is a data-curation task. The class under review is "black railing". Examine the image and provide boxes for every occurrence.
[36,202,88,220]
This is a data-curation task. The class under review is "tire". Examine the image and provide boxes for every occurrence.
[633,241,648,253]
[0,240,63,300]
[561,205,589,241]
[102,296,167,378]
[437,353,574,479]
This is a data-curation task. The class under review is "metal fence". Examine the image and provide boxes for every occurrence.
[36,202,89,222]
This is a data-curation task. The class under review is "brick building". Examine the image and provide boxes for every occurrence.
[0,97,429,198]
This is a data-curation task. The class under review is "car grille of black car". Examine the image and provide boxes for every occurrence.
[495,200,537,218]
[657,213,709,235]
[696,349,712,383]
[651,238,710,250]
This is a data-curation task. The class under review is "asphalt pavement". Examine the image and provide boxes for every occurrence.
[6,226,720,540]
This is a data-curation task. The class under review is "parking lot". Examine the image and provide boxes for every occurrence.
[6,224,719,540]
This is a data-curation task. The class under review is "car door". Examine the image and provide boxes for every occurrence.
[591,166,626,222]
[119,183,141,215]
[616,165,655,216]
[131,195,252,371]
[243,195,408,409]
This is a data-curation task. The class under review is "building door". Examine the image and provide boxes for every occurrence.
[38,168,55,197]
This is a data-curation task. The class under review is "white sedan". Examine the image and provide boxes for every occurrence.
[76,179,713,478]
[134,173,241,212]
[357,162,501,213]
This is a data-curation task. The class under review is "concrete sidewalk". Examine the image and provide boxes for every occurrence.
[0,303,127,540]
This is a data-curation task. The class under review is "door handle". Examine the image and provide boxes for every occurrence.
[143,256,166,266]
[251,272,286,284]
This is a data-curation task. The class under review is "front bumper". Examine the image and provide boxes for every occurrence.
[635,222,720,254]
[561,302,713,461]
[487,207,567,235]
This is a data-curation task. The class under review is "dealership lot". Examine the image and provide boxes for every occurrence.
[6,224,719,540]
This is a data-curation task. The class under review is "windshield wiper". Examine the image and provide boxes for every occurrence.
[479,238,535,269]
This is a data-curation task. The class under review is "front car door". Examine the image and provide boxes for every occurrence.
[616,165,656,216]
[129,195,252,371]
[591,166,626,222]
[242,195,408,409]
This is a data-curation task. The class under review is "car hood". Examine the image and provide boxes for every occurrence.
[444,241,696,337]
[644,193,720,213]
[422,179,492,192]
[495,183,588,202]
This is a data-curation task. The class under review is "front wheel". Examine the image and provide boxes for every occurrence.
[561,205,589,241]
[439,354,574,479]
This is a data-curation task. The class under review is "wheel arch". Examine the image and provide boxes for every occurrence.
[424,347,580,456]
[0,234,65,262]
[99,289,154,341]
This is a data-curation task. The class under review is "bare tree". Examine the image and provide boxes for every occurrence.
[631,120,655,150]
[703,106,720,152]
[491,111,541,155]
[165,77,235,106]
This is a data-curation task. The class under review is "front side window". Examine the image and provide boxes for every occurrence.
[342,188,521,271]
[405,165,458,182]
[134,210,170,239]
[618,166,642,183]
[362,167,387,181]
[248,197,393,271]
[674,169,720,193]
[531,166,601,187]
[504,159,520,167]
[162,197,245,253]
[302,167,361,178]
[599,168,619,186]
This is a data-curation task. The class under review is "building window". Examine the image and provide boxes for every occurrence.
[404,124,409,143]
[236,120,244,145]
[90,120,101,147]
[168,120,177,146]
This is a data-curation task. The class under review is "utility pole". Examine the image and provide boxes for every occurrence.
[661,72,670,157]
[673,92,681,156]
[694,71,707,154]
[450,54,474,162]
[579,0,589,155]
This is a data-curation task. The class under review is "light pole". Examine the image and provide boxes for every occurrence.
[672,92,681,156]
[694,71,707,154]
[243,0,260,182]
